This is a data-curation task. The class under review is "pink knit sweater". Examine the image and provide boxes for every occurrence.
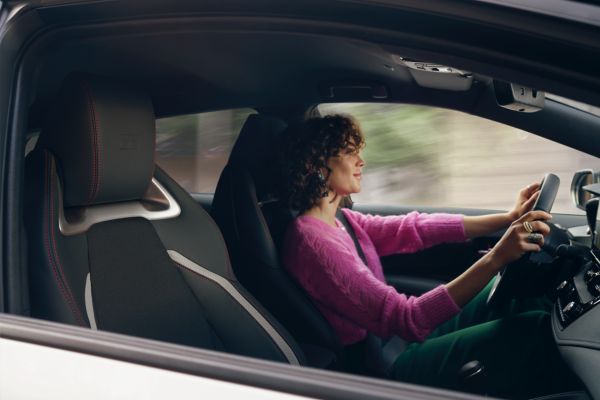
[282,208,467,345]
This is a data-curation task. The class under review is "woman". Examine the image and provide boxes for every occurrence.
[280,115,579,398]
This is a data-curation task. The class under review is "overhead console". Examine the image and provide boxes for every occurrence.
[391,55,473,91]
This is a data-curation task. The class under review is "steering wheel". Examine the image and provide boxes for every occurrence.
[486,173,561,308]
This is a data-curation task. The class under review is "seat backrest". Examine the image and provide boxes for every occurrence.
[212,115,342,354]
[24,73,304,365]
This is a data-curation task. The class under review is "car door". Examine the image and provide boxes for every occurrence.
[3,0,600,399]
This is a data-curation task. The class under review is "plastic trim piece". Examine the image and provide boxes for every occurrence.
[84,273,97,330]
[167,250,301,366]
[58,178,181,236]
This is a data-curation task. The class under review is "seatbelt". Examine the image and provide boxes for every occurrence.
[336,209,406,376]
[336,209,368,266]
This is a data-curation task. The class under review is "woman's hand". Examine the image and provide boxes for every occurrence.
[508,182,541,221]
[447,210,551,307]
[486,210,552,269]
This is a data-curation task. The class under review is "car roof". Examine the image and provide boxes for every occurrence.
[9,0,600,157]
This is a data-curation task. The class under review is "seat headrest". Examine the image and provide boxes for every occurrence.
[39,73,156,207]
[229,114,287,167]
[228,114,287,198]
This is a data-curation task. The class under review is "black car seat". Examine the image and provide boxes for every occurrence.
[23,73,305,365]
[211,114,343,360]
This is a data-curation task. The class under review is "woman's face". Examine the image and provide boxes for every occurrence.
[326,147,365,196]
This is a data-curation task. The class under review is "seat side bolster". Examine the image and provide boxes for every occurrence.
[170,250,305,365]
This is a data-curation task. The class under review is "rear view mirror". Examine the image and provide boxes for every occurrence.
[493,80,545,113]
[571,169,599,210]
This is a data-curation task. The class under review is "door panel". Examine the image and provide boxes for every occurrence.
[3,314,478,400]
[380,243,482,295]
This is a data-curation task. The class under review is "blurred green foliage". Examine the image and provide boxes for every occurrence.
[319,103,444,171]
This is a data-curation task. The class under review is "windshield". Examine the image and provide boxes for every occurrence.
[318,102,599,215]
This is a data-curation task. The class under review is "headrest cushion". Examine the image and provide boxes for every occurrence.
[229,114,287,167]
[228,114,287,197]
[39,73,156,207]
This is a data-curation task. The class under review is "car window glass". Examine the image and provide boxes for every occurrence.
[319,103,599,215]
[547,94,600,117]
[155,109,254,193]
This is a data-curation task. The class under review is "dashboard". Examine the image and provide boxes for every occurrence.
[555,258,600,329]
[553,256,600,398]
[552,173,600,398]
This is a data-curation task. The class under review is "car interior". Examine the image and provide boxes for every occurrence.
[4,1,600,399]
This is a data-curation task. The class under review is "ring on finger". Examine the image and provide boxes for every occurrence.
[526,232,543,244]
[523,221,534,233]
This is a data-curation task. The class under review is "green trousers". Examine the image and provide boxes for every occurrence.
[389,279,581,399]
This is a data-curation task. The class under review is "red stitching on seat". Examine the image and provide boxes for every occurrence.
[82,80,100,205]
[44,152,86,326]
[42,153,69,313]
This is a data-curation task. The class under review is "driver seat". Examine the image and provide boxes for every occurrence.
[24,73,305,365]
[211,114,343,361]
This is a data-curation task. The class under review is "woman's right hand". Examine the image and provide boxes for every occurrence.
[486,210,552,270]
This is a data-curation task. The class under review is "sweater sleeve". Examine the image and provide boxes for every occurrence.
[342,208,467,257]
[292,233,461,342]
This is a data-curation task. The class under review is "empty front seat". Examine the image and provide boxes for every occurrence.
[211,115,342,358]
[24,73,304,365]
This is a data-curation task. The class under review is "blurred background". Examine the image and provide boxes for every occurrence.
[156,103,600,215]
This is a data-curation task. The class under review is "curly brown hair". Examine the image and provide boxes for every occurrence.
[280,114,365,213]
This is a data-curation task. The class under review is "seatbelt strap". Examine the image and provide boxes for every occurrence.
[336,209,368,265]
[336,208,406,377]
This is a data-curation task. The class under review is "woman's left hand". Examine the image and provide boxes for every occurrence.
[508,182,541,221]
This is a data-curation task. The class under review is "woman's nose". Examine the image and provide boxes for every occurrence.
[357,155,365,167]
